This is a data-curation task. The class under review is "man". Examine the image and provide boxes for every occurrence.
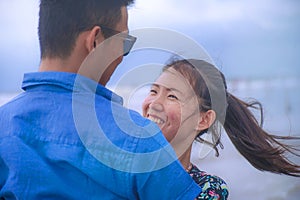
[0,0,201,199]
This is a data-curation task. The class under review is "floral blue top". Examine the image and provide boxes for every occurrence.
[189,164,229,199]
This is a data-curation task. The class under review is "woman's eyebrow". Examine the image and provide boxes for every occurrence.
[152,83,183,94]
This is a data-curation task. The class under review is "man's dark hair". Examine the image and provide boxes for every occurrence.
[38,0,134,59]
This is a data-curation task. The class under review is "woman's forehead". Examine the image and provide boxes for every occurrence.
[154,68,194,94]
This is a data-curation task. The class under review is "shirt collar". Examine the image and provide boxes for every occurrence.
[22,71,123,105]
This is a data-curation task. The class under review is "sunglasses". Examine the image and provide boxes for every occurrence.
[98,25,137,56]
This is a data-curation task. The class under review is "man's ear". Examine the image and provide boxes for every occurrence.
[85,26,101,52]
[196,110,216,131]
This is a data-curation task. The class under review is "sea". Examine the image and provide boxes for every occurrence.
[1,77,299,200]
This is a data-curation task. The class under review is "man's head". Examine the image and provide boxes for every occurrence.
[38,0,134,59]
[38,0,135,85]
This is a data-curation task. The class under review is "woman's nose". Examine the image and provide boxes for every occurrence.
[149,96,164,112]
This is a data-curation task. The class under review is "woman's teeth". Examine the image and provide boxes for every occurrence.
[148,116,164,124]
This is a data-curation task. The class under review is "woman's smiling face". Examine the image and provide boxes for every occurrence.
[142,68,200,143]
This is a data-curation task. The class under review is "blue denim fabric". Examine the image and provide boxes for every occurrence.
[0,72,201,199]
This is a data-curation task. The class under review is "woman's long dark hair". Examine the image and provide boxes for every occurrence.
[164,58,300,177]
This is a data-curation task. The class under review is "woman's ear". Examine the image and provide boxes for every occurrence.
[196,110,216,131]
[85,26,101,52]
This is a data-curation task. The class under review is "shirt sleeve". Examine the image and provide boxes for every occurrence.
[134,161,202,200]
[126,116,202,199]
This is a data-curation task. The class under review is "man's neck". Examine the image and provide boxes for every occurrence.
[39,33,89,73]
[39,57,79,73]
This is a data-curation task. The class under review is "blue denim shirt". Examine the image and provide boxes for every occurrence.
[0,72,201,199]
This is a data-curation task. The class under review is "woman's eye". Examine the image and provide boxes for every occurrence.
[168,94,178,100]
[149,89,157,95]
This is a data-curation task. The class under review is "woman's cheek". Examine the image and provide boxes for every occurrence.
[168,111,181,126]
[164,110,181,141]
[141,98,150,116]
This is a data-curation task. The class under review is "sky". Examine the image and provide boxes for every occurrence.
[0,0,300,92]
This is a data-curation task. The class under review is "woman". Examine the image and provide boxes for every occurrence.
[142,58,300,199]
